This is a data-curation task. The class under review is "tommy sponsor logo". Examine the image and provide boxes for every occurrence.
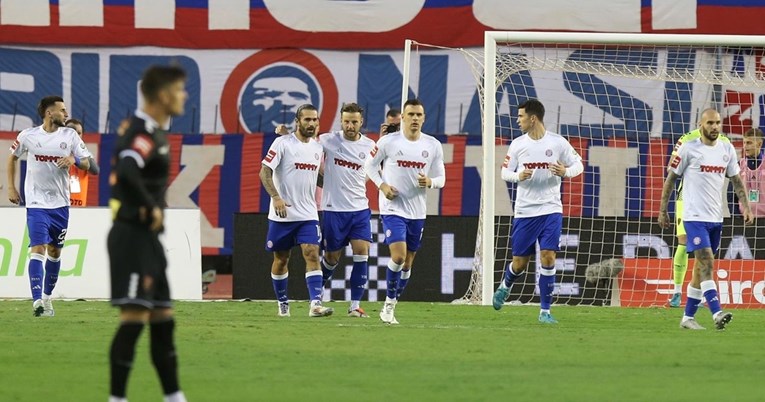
[264,149,277,163]
[294,163,319,171]
[34,154,62,163]
[397,160,426,169]
[700,165,725,173]
[333,158,362,170]
[523,162,550,169]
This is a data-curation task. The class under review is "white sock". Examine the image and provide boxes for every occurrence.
[109,397,127,402]
[385,296,396,304]
[350,300,360,310]
[164,391,187,402]
[43,294,51,300]
[310,300,322,308]
[674,284,683,294]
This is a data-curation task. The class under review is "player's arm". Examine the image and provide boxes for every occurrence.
[418,142,446,189]
[551,142,583,178]
[6,153,20,205]
[658,170,679,229]
[364,139,397,199]
[500,143,529,182]
[87,156,100,175]
[729,174,754,224]
[259,165,280,199]
[260,141,290,218]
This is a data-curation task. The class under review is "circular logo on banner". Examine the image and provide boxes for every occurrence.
[221,50,338,134]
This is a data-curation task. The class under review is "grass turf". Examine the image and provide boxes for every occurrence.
[0,300,761,402]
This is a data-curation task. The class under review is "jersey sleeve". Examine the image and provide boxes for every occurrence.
[670,142,689,176]
[500,141,520,182]
[428,140,446,189]
[726,143,741,177]
[559,139,582,167]
[262,137,284,170]
[72,133,92,159]
[9,131,27,157]
[364,136,388,188]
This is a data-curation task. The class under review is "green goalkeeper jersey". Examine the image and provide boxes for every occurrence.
[671,128,730,201]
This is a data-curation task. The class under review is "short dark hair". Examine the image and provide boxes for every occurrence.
[386,108,401,118]
[65,118,84,134]
[38,96,64,119]
[402,99,424,112]
[140,65,187,102]
[341,103,364,115]
[518,98,545,122]
[744,127,764,140]
[295,104,318,120]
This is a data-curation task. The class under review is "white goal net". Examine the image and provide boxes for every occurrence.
[404,33,765,307]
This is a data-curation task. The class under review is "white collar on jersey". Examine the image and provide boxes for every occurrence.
[134,109,170,132]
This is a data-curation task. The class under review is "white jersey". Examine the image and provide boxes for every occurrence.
[364,132,445,219]
[502,131,582,218]
[262,133,323,222]
[10,125,91,209]
[318,131,376,212]
[671,137,739,223]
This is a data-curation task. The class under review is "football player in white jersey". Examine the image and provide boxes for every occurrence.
[364,99,446,324]
[260,104,333,318]
[316,103,377,318]
[659,108,754,330]
[492,99,584,324]
[7,95,91,317]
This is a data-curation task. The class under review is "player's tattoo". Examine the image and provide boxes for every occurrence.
[729,175,750,211]
[659,171,679,213]
[259,165,280,199]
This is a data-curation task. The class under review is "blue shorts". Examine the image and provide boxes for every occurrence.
[27,207,69,248]
[511,213,562,257]
[321,209,372,252]
[266,220,321,252]
[381,215,426,252]
[684,221,722,254]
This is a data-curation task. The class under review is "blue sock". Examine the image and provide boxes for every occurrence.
[306,271,323,302]
[701,280,722,316]
[538,266,556,311]
[396,269,411,299]
[44,256,61,296]
[29,253,45,300]
[321,259,337,286]
[684,286,703,318]
[271,273,289,303]
[350,255,368,303]
[386,260,403,300]
[503,264,523,288]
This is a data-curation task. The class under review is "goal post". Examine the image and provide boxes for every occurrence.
[479,31,765,307]
[403,33,765,308]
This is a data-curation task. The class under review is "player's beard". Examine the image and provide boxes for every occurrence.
[299,125,317,138]
[701,126,719,142]
[343,129,359,140]
[52,115,66,128]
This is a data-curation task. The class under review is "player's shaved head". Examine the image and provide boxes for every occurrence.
[699,108,720,124]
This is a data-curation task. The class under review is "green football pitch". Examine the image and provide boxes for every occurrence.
[0,301,761,402]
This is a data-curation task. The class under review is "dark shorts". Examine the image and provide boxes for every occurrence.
[108,221,170,309]
[684,221,723,254]
[381,215,426,252]
[266,220,321,251]
[27,207,69,248]
[511,213,562,257]
[321,209,373,252]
